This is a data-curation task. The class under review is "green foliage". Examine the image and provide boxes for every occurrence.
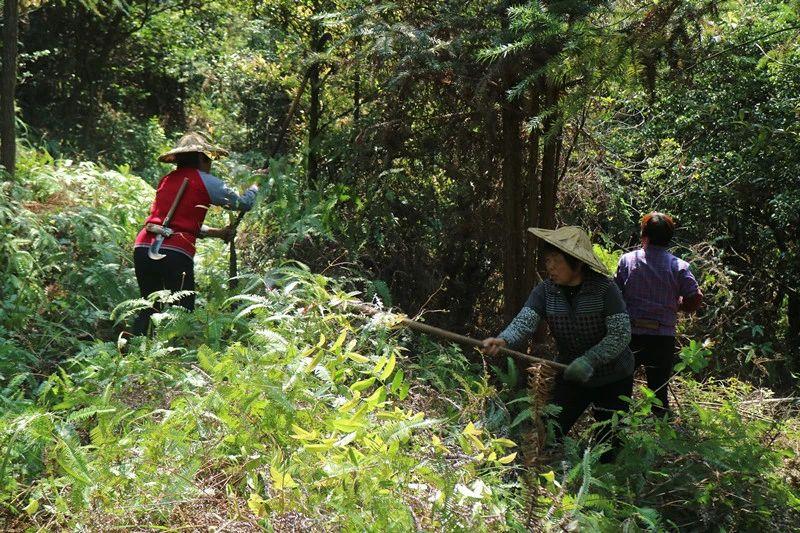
[574,0,800,385]
[92,111,171,182]
[532,376,800,531]
[4,0,800,529]
[674,339,713,374]
[1,263,523,529]
[0,147,149,385]
[17,1,246,172]
[592,243,622,275]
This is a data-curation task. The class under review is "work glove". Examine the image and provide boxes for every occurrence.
[564,356,594,384]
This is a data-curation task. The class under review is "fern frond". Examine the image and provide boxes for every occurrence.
[110,298,153,323]
[382,417,442,443]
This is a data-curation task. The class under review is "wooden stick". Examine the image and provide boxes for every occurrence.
[229,71,312,290]
[351,302,566,371]
[400,316,566,370]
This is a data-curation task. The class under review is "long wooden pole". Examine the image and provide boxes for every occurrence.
[229,72,311,290]
[401,317,566,369]
[352,303,566,370]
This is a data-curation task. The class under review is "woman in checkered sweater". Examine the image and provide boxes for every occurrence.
[482,226,634,463]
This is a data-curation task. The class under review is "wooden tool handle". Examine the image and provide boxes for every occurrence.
[230,71,311,290]
[229,212,241,289]
[398,317,566,370]
[231,210,246,232]
[350,301,566,370]
[163,177,190,228]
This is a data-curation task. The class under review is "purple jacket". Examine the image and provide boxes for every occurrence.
[614,246,700,336]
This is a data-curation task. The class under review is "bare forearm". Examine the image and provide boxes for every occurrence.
[198,224,232,241]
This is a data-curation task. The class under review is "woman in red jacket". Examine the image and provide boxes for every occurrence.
[131,133,258,335]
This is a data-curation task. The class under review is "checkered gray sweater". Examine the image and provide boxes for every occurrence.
[499,275,634,387]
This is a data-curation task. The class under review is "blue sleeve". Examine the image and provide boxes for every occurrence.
[498,283,546,350]
[498,308,541,350]
[200,172,257,211]
[523,283,546,316]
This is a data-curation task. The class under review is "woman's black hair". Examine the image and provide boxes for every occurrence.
[175,152,211,169]
[541,241,585,272]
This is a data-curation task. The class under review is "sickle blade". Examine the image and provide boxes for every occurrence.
[145,177,189,261]
[148,235,166,260]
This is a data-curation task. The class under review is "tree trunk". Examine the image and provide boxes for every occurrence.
[1,0,18,178]
[353,37,361,125]
[524,82,542,292]
[308,13,322,185]
[537,83,562,275]
[501,60,525,322]
[789,292,800,349]
[539,84,561,230]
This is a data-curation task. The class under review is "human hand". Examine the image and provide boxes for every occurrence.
[564,356,593,383]
[218,224,234,243]
[678,292,703,314]
[205,225,234,242]
[481,337,507,356]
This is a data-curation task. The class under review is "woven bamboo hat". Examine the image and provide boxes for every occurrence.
[157,132,229,163]
[528,226,609,276]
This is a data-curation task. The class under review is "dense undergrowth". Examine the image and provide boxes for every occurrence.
[1,153,800,530]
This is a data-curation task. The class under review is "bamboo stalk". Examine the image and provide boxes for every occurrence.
[351,302,566,371]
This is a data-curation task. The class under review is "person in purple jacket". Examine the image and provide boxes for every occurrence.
[614,212,703,416]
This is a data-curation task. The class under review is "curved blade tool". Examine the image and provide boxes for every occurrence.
[148,177,189,261]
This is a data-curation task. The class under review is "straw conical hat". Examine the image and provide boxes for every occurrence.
[157,132,229,163]
[528,226,609,276]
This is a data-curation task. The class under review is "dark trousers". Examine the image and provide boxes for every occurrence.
[549,374,634,463]
[631,334,676,416]
[132,247,195,335]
